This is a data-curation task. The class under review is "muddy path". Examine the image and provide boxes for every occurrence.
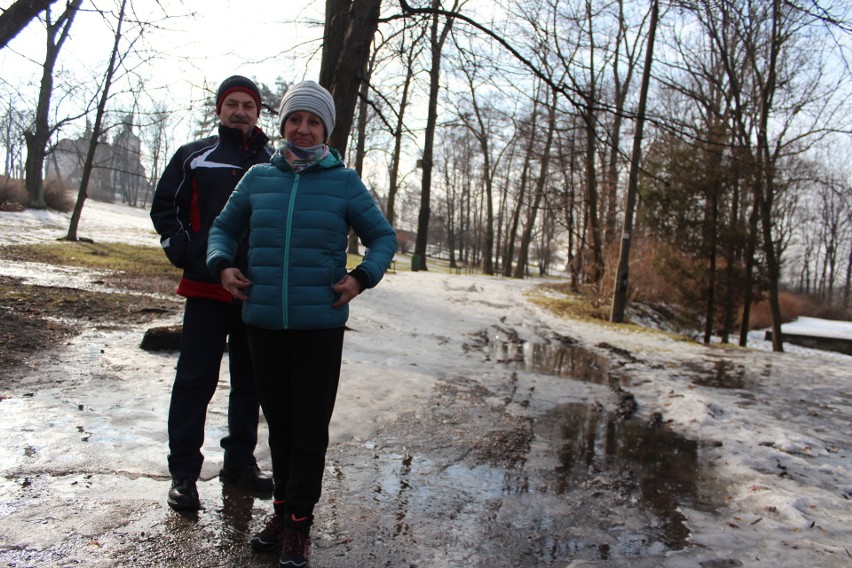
[0,278,721,567]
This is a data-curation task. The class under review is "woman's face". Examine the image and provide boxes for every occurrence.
[283,111,325,147]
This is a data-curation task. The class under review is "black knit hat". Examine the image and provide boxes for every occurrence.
[216,75,262,117]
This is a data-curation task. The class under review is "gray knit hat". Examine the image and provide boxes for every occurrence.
[278,80,336,142]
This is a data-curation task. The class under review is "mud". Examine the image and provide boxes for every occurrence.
[0,259,722,567]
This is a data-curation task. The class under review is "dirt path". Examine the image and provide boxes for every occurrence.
[0,268,713,567]
[1,245,849,567]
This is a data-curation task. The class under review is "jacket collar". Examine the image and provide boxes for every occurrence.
[218,124,270,150]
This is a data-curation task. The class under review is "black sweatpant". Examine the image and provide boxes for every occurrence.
[167,297,260,480]
[246,325,345,519]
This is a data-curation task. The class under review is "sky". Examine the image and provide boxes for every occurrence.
[0,200,850,566]
[1,0,327,141]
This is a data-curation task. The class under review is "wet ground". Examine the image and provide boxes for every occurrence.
[0,282,721,567]
[2,201,850,567]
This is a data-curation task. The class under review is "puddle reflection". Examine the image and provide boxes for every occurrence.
[686,360,752,389]
[490,335,716,552]
[540,402,709,549]
[491,340,623,389]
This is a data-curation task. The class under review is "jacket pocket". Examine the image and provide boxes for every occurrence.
[162,231,190,268]
[330,266,347,304]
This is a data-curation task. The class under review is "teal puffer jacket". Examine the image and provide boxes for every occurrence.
[207,148,396,330]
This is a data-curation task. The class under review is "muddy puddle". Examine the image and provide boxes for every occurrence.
[488,335,718,555]
[489,336,620,389]
[682,359,755,389]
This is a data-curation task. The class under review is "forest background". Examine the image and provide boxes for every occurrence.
[1,0,851,353]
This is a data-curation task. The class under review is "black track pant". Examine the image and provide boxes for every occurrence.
[246,325,345,518]
[167,297,260,480]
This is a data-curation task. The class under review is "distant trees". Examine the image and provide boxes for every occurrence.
[637,0,851,349]
[2,0,850,341]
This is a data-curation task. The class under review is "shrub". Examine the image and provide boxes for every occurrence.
[0,176,75,212]
[0,177,26,211]
[746,292,807,329]
[44,178,74,212]
[807,302,852,321]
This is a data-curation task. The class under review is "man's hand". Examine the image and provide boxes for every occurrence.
[332,274,361,308]
[220,267,251,301]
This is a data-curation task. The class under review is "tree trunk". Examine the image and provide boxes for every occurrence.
[703,179,719,344]
[23,0,81,209]
[414,0,453,272]
[502,96,540,277]
[756,0,784,352]
[319,0,382,158]
[719,177,741,344]
[348,51,375,255]
[603,0,636,247]
[0,0,59,49]
[66,0,125,241]
[738,187,761,347]
[582,102,604,284]
[514,88,557,279]
[386,26,420,227]
[843,231,851,312]
[610,0,657,322]
[459,69,495,275]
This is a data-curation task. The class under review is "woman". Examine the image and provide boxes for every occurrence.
[207,80,396,567]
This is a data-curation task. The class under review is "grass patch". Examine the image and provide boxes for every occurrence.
[0,242,178,277]
[532,281,612,322]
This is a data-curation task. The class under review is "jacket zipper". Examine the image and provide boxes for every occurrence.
[282,173,300,328]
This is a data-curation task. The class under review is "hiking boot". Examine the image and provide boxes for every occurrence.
[167,478,200,510]
[279,517,311,567]
[219,463,274,493]
[251,514,287,551]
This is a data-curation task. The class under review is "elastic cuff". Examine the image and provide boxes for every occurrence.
[349,268,369,292]
[214,259,235,277]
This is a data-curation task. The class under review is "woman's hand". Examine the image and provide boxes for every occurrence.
[332,274,361,308]
[220,267,251,301]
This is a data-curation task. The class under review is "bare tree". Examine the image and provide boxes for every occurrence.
[502,89,543,277]
[449,37,510,275]
[23,0,81,208]
[66,0,128,240]
[514,83,558,278]
[319,0,383,157]
[384,21,426,227]
[611,0,658,323]
[139,101,171,208]
[413,0,459,271]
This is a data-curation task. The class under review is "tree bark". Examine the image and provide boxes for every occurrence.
[514,88,557,279]
[413,0,454,272]
[23,0,81,209]
[0,0,59,49]
[610,0,657,322]
[319,0,382,158]
[66,0,126,240]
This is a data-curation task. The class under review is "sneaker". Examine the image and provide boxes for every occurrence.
[279,519,311,567]
[219,463,274,493]
[167,478,199,510]
[251,514,286,551]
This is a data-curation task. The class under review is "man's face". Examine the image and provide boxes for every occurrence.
[217,91,258,136]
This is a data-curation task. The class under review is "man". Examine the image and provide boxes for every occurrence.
[150,75,274,510]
